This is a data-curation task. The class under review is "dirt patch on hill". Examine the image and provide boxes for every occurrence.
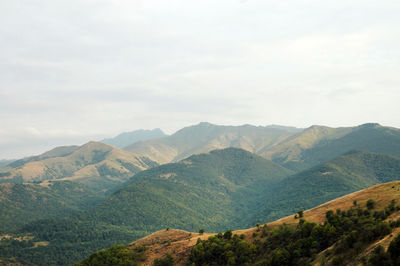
[129,229,213,265]
[159,173,177,179]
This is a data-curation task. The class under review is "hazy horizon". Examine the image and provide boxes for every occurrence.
[1,0,399,159]
[0,121,395,160]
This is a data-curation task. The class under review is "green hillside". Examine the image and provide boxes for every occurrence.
[93,148,293,232]
[255,150,400,223]
[266,123,400,171]
[300,123,400,168]
[0,181,104,233]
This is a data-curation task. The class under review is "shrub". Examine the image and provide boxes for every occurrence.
[367,199,376,210]
[152,253,173,266]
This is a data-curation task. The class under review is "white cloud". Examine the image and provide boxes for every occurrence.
[0,0,399,158]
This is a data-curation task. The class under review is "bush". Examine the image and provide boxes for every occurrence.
[152,253,173,266]
[77,244,138,266]
[367,199,376,210]
[388,234,400,265]
[368,245,391,266]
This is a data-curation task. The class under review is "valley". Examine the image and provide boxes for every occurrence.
[0,122,400,265]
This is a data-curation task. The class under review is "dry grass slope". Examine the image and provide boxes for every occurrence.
[0,142,157,189]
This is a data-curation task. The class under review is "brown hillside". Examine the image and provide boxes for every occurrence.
[129,181,400,265]
[129,229,212,266]
[0,142,157,187]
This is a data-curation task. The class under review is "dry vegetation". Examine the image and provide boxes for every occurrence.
[129,229,212,265]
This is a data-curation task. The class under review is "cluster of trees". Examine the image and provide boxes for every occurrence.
[0,216,143,265]
[77,244,146,266]
[75,243,174,266]
[366,233,400,265]
[188,199,400,265]
[188,230,256,265]
[153,253,174,266]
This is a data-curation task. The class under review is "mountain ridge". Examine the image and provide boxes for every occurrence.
[254,150,400,223]
[124,122,302,164]
[101,128,167,148]
[0,141,158,191]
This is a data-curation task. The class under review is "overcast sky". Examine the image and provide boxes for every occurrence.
[1,0,399,159]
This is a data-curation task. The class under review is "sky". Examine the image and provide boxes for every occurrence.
[1,0,400,159]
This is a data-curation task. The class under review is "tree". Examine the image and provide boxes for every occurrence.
[223,229,232,240]
[298,210,304,218]
[77,244,137,266]
[367,199,376,210]
[270,248,290,266]
[388,234,400,265]
[368,245,391,266]
[199,229,204,234]
[152,253,173,266]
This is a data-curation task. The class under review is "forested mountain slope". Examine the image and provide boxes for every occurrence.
[254,150,400,223]
[93,148,293,232]
[0,181,103,232]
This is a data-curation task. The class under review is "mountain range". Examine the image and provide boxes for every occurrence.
[1,122,400,265]
[124,122,302,164]
[123,122,400,172]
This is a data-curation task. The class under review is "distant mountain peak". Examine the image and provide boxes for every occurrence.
[101,128,167,148]
[197,121,214,126]
[358,123,381,128]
